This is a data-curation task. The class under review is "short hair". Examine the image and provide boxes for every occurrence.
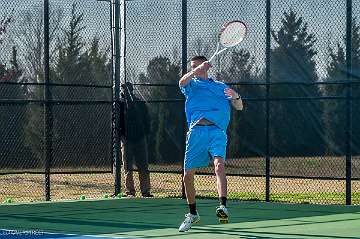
[191,55,208,62]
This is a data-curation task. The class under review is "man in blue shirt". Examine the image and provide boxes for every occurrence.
[178,56,243,232]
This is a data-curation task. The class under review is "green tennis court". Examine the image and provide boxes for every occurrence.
[1,198,359,239]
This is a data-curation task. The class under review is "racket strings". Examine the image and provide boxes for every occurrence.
[220,22,246,47]
[209,21,247,62]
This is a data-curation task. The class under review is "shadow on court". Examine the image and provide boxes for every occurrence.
[0,198,359,238]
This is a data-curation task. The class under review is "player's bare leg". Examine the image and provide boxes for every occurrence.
[214,157,229,224]
[179,169,200,232]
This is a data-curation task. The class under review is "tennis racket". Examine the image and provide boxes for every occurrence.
[208,21,247,63]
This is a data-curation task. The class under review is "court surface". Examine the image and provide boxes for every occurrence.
[0,198,359,239]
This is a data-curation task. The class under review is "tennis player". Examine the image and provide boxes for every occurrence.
[178,55,243,232]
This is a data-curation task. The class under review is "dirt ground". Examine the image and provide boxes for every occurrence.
[0,171,359,205]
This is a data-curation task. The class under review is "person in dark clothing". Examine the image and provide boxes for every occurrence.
[121,82,152,197]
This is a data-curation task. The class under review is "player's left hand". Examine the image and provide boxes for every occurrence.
[224,88,240,100]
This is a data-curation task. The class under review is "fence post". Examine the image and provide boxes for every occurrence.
[113,0,122,196]
[181,0,187,199]
[265,0,271,202]
[43,0,52,202]
[345,0,352,205]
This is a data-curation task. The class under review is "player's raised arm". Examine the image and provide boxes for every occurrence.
[179,69,196,87]
[179,60,211,87]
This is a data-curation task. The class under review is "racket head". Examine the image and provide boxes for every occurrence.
[218,21,247,48]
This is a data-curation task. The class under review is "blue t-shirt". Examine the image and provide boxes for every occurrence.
[179,77,231,131]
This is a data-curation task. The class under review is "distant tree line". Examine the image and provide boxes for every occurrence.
[1,8,360,171]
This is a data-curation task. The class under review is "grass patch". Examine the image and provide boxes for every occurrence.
[194,192,360,205]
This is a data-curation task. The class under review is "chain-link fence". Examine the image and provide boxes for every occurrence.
[1,0,359,205]
[1,0,114,202]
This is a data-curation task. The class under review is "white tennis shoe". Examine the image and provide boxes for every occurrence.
[178,213,200,232]
[216,205,229,224]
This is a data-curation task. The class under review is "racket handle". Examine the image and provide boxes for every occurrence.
[209,42,220,63]
[209,48,228,63]
[208,53,217,62]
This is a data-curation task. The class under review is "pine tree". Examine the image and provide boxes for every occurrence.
[0,47,33,169]
[26,4,112,169]
[270,9,324,156]
[324,18,360,154]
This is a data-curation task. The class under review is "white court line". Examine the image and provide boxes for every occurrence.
[0,229,135,239]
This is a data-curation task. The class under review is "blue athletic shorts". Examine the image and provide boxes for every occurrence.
[184,125,227,170]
